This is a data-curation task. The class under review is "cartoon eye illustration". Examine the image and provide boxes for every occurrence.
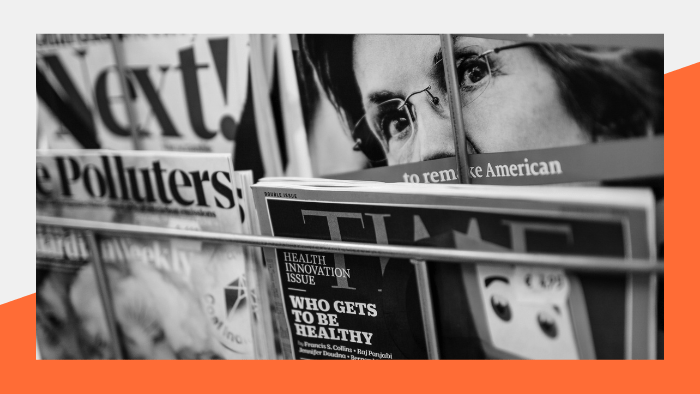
[490,294,512,321]
[537,311,558,338]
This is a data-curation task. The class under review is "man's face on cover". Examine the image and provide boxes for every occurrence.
[352,35,590,165]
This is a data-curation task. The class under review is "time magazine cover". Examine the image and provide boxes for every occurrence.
[252,179,656,359]
[36,150,256,359]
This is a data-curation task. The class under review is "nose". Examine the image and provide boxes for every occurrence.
[409,99,454,162]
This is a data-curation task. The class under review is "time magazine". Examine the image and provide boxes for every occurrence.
[252,179,656,359]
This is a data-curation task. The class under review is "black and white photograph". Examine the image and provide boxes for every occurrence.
[32,33,663,364]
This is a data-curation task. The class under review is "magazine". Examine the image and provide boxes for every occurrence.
[293,34,461,180]
[36,225,116,359]
[95,233,251,359]
[252,179,656,359]
[36,34,253,154]
[36,150,256,359]
[275,34,313,178]
[293,34,663,186]
[36,150,241,231]
[243,34,314,180]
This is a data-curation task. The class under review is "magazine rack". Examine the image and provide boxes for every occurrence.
[37,34,664,360]
[36,215,664,360]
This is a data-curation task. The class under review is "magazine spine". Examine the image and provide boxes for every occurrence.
[276,34,313,178]
[250,35,284,177]
[237,170,278,359]
[251,186,295,359]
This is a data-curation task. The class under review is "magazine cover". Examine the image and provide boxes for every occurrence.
[294,34,662,186]
[36,34,253,154]
[36,225,116,359]
[36,150,256,359]
[252,179,656,359]
[95,234,252,359]
[294,34,460,180]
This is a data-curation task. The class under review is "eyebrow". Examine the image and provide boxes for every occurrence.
[367,90,402,105]
[364,39,449,106]
[433,50,443,67]
[430,47,446,92]
[484,276,510,287]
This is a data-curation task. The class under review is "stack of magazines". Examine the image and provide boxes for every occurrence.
[36,150,272,359]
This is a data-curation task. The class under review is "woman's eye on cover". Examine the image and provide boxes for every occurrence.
[382,114,411,140]
[462,58,489,85]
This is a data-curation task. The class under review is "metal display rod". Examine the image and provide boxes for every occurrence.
[412,259,440,359]
[37,216,663,274]
[440,34,471,184]
[85,231,125,359]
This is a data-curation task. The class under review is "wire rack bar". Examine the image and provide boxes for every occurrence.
[37,216,663,274]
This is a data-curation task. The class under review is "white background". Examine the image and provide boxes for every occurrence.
[1,0,690,305]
